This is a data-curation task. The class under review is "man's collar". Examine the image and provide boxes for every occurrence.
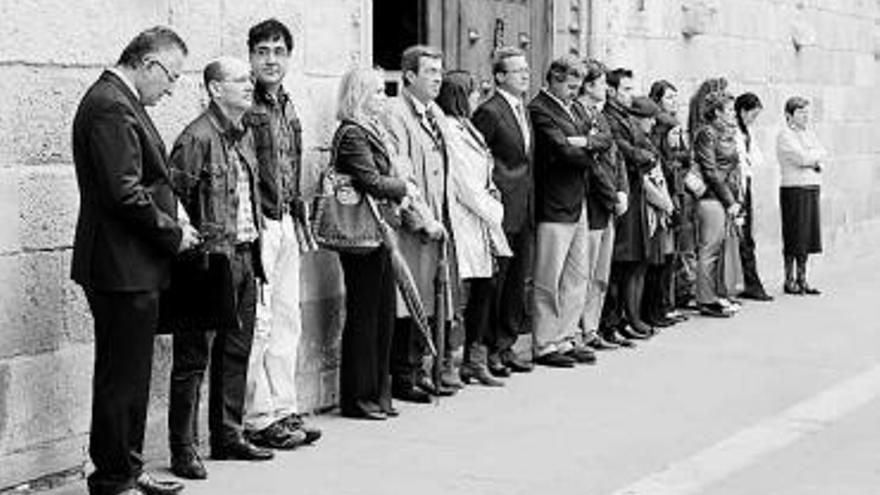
[402,87,431,116]
[497,87,523,107]
[254,81,289,107]
[207,101,246,141]
[541,88,572,112]
[107,66,139,101]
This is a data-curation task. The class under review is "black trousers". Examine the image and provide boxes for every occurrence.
[168,248,256,451]
[339,248,396,413]
[600,260,648,332]
[643,255,675,321]
[463,277,495,349]
[488,228,533,357]
[391,317,428,386]
[739,178,767,295]
[84,289,160,495]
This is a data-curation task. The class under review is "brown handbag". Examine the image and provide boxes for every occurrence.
[312,124,383,254]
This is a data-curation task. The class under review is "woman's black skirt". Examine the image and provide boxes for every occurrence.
[779,186,822,256]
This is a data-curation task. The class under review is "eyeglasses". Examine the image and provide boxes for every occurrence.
[151,59,180,84]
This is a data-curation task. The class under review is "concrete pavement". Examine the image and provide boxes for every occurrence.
[46,253,880,495]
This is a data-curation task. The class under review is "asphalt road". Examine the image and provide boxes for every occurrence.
[49,253,880,495]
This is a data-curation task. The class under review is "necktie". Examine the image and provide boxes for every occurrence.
[514,100,530,150]
[425,108,444,145]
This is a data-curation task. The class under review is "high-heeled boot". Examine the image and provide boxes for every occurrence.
[460,343,504,387]
[439,346,465,389]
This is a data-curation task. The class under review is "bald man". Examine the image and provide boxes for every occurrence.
[167,57,274,480]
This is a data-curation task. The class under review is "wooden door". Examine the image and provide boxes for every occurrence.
[428,0,551,99]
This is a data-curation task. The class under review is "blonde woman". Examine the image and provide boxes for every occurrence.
[333,67,419,419]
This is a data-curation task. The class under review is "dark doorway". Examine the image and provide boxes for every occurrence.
[373,0,428,72]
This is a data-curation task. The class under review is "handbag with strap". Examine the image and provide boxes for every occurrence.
[312,124,383,254]
[683,166,707,198]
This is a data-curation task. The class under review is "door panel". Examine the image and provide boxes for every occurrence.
[428,0,550,99]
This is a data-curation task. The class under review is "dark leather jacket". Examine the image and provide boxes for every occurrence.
[693,123,741,207]
[169,102,263,262]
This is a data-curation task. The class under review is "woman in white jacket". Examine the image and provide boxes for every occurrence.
[776,96,827,295]
[436,71,511,386]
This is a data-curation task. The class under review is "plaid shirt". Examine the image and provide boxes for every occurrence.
[244,83,303,221]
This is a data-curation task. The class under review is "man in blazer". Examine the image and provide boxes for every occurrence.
[382,45,450,402]
[71,27,198,495]
[528,55,613,368]
[471,46,535,376]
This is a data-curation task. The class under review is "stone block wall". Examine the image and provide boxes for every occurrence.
[0,0,366,489]
[579,0,880,281]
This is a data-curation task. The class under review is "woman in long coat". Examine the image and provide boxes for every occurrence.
[437,71,511,387]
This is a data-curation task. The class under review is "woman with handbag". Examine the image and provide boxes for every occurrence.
[692,90,743,318]
[332,67,420,420]
[734,93,773,301]
[776,96,827,295]
[436,71,512,387]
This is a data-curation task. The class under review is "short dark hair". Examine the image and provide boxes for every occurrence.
[606,68,634,90]
[117,26,188,68]
[437,71,477,118]
[400,45,442,86]
[784,96,810,117]
[248,18,293,53]
[582,58,607,85]
[203,59,227,92]
[492,46,526,75]
[649,80,677,105]
[545,55,583,85]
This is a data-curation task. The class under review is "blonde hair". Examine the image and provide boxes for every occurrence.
[336,67,385,121]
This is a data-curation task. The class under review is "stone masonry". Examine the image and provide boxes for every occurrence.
[1,0,879,490]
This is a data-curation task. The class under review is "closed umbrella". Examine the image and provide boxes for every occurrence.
[366,196,437,356]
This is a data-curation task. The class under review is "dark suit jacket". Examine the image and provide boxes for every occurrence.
[71,70,182,291]
[575,100,626,230]
[472,92,534,233]
[528,90,612,224]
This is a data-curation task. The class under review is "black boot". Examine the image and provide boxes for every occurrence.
[796,255,820,295]
[783,256,802,294]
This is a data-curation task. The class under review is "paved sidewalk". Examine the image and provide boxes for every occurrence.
[49,254,880,495]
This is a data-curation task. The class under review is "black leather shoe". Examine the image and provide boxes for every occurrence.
[136,473,184,495]
[488,360,512,377]
[565,347,597,365]
[799,282,821,295]
[211,440,274,461]
[533,351,576,368]
[416,376,457,396]
[341,407,386,420]
[170,448,207,480]
[646,316,676,328]
[698,302,733,318]
[392,384,432,403]
[618,325,651,340]
[587,334,619,350]
[739,290,774,301]
[500,352,534,373]
[599,329,636,348]
[784,281,804,295]
[381,405,400,417]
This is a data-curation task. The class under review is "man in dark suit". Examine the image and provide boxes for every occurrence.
[528,55,613,368]
[71,27,198,495]
[471,46,535,376]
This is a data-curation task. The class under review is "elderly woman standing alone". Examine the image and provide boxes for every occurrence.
[776,96,826,295]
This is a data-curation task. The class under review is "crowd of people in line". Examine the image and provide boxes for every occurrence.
[70,18,829,495]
